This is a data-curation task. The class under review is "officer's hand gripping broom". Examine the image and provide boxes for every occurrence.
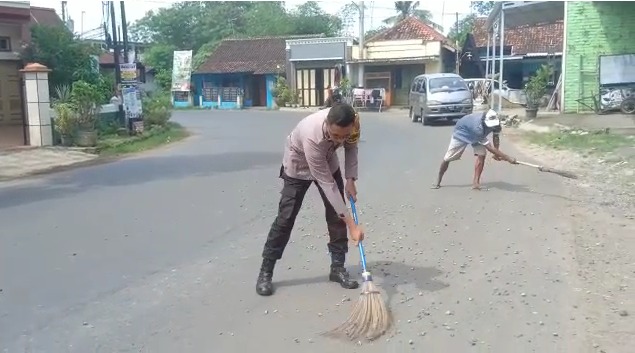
[322,196,392,341]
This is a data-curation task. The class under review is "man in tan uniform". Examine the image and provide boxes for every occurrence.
[256,103,364,296]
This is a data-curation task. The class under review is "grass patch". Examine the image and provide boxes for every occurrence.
[97,122,189,156]
[523,130,633,154]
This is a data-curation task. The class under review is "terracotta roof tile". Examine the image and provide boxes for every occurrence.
[470,17,563,55]
[29,6,64,28]
[367,16,449,43]
[195,35,321,75]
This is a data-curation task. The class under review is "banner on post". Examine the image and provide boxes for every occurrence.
[120,63,138,85]
[171,50,193,92]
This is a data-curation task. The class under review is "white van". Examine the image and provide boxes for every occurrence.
[408,73,473,125]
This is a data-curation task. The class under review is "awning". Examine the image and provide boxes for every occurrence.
[487,1,565,30]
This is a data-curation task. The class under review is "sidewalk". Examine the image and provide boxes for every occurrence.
[0,147,97,181]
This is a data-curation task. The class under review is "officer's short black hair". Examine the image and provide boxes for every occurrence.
[326,103,356,127]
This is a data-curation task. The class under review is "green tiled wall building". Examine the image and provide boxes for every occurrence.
[563,1,635,113]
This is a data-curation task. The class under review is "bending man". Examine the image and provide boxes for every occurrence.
[432,109,517,190]
[256,103,364,296]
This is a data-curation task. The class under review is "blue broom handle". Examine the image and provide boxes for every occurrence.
[349,196,368,273]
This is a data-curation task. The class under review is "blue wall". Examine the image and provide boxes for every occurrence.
[172,92,192,108]
[192,73,276,109]
[266,74,275,109]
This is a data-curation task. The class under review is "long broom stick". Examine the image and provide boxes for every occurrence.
[322,197,392,341]
[516,160,578,179]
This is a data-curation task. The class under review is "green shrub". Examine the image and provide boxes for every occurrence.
[143,92,172,128]
[71,80,102,130]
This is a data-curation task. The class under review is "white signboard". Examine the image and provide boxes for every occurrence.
[171,50,193,92]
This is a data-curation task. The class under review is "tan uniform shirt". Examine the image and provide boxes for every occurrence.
[282,108,359,218]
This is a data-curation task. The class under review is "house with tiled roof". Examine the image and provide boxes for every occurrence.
[193,35,321,109]
[460,17,563,90]
[348,16,457,106]
[0,2,64,147]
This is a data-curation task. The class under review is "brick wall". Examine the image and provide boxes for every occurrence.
[563,1,635,113]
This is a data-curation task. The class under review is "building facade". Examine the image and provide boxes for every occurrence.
[0,3,63,147]
[193,36,320,110]
[285,37,353,107]
[562,1,635,113]
[348,17,456,107]
[462,18,563,90]
[0,2,30,147]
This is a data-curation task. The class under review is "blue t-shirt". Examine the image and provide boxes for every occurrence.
[452,112,495,145]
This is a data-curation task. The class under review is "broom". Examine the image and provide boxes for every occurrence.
[323,196,392,341]
[516,160,578,179]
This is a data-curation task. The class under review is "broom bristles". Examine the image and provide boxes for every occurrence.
[322,280,392,341]
[539,166,578,179]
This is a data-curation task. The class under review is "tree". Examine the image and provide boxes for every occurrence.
[447,14,477,48]
[129,2,208,49]
[130,1,344,93]
[383,1,443,31]
[471,1,495,16]
[288,1,342,36]
[21,25,100,92]
[339,2,363,37]
[241,2,293,37]
[142,44,177,91]
[445,2,495,50]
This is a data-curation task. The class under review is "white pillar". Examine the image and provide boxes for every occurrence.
[485,32,490,81]
[20,63,53,147]
[498,11,505,112]
[490,25,496,110]
[357,64,364,87]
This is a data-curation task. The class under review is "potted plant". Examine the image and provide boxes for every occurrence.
[291,92,299,108]
[52,102,76,146]
[524,65,552,119]
[71,81,102,147]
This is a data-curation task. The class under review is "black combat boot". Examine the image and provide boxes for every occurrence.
[256,258,276,296]
[328,253,359,289]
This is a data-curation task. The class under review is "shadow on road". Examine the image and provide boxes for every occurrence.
[0,151,281,210]
[275,260,448,303]
[441,181,574,201]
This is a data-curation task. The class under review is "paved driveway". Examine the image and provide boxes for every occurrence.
[0,110,584,352]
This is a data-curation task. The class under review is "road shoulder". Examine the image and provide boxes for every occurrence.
[505,126,635,353]
[0,123,190,182]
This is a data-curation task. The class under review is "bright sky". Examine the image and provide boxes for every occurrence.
[28,0,473,38]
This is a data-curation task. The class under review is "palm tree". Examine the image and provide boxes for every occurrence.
[383,1,443,31]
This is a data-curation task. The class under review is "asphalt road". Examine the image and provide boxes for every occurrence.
[1,110,586,352]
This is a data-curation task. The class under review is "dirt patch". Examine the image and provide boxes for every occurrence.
[507,129,635,216]
[506,128,635,353]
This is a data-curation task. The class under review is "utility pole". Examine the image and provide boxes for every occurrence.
[110,2,121,86]
[81,11,85,38]
[109,2,124,125]
[61,1,67,23]
[120,1,129,63]
[358,1,364,88]
[455,12,460,74]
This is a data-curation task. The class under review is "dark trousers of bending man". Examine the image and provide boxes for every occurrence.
[256,104,364,296]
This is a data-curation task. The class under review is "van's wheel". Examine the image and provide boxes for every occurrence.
[421,110,430,126]
[409,107,418,122]
[620,98,635,114]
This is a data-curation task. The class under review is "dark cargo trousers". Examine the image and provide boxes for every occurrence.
[261,166,348,262]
